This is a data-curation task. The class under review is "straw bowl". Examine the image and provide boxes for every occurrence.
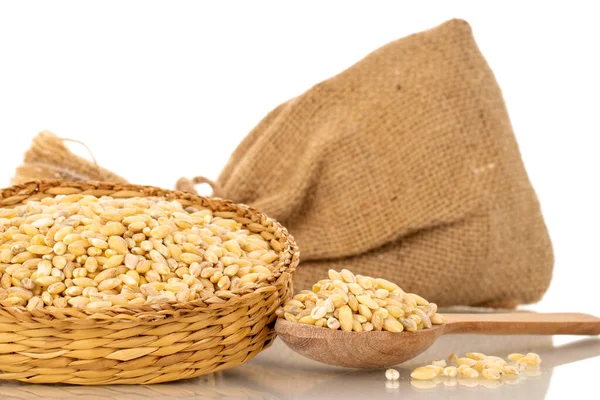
[0,180,299,385]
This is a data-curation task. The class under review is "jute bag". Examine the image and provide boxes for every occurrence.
[13,19,553,308]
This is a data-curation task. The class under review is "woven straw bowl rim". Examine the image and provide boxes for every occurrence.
[0,180,299,320]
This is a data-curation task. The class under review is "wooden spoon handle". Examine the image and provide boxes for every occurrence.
[442,313,600,335]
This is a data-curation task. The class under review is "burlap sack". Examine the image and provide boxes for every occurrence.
[13,19,553,308]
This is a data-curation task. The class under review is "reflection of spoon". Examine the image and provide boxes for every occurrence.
[275,312,600,368]
[540,337,600,368]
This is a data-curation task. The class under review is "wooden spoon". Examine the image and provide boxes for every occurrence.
[275,312,600,368]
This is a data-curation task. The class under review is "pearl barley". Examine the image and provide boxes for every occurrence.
[385,368,400,381]
[279,269,444,333]
[411,352,541,383]
[0,195,279,309]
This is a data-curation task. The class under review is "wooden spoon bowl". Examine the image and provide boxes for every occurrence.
[275,312,600,369]
[276,319,443,368]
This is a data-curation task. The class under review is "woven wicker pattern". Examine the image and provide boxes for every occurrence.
[0,180,299,385]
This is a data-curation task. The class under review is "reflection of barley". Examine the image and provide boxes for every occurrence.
[410,379,437,389]
[409,347,545,389]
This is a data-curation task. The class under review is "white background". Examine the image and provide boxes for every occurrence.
[0,2,598,396]
[1,1,598,313]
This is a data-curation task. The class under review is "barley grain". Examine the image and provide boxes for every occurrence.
[411,366,440,380]
[385,368,400,381]
[482,368,501,380]
[503,366,520,376]
[457,357,477,367]
[507,353,525,362]
[443,366,458,377]
[432,359,447,368]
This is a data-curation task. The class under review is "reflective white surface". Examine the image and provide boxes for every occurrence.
[0,330,598,399]
[0,2,598,398]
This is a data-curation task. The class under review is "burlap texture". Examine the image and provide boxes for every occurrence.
[213,19,553,307]
[13,19,553,307]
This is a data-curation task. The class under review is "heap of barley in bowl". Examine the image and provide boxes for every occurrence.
[0,194,280,310]
[276,269,444,332]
